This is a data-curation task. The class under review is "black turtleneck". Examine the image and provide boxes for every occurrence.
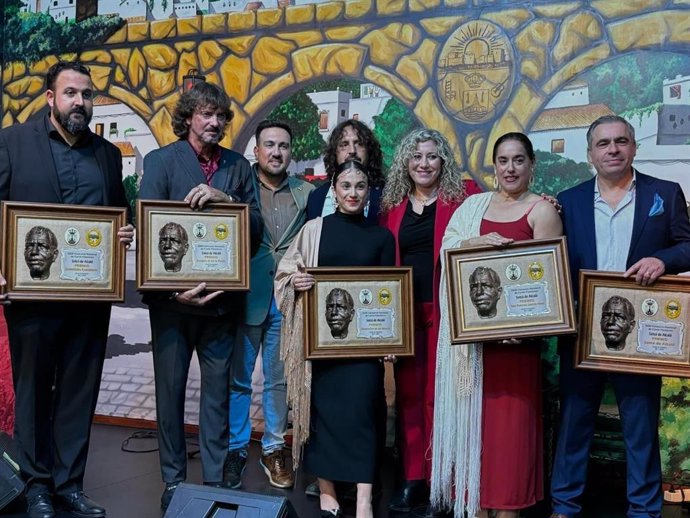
[318,210,395,268]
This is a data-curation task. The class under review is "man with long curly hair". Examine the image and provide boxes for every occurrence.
[306,119,385,224]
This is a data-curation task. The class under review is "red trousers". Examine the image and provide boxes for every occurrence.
[395,302,436,481]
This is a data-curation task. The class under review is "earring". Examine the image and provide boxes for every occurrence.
[528,174,535,188]
[492,175,499,191]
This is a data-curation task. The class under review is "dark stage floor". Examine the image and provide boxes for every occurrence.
[0,424,684,517]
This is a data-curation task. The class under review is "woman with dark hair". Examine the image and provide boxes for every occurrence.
[380,128,481,515]
[432,132,562,518]
[276,160,395,518]
[306,119,385,224]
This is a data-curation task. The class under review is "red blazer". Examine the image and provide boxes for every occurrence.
[380,180,482,347]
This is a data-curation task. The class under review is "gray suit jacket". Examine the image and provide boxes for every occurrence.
[140,140,263,316]
[246,168,314,325]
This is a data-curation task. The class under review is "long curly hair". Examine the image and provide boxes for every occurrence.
[323,119,385,188]
[380,128,465,211]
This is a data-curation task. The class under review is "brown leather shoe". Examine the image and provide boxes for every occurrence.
[260,450,294,488]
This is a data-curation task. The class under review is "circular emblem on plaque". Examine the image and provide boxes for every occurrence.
[528,261,544,281]
[86,228,102,247]
[641,298,658,317]
[214,223,228,240]
[666,299,682,319]
[64,227,80,245]
[193,222,207,239]
[436,20,515,124]
[378,288,392,306]
[359,289,373,305]
[505,263,521,281]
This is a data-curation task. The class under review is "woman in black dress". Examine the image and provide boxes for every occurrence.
[275,159,395,518]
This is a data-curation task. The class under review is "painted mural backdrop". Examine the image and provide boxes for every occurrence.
[3,0,690,477]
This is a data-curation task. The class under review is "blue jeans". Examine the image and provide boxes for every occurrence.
[229,297,288,454]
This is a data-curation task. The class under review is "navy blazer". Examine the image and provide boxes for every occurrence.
[140,140,263,316]
[558,170,690,302]
[0,115,127,209]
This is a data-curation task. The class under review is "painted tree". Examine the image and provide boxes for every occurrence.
[268,89,323,163]
[373,98,420,173]
[533,150,593,197]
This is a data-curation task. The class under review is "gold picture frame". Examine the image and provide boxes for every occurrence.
[575,270,690,377]
[136,199,250,291]
[0,201,127,302]
[303,267,415,359]
[445,237,576,343]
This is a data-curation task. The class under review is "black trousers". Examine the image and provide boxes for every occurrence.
[6,301,111,497]
[149,306,235,484]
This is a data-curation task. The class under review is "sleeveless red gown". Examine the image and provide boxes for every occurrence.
[478,210,544,509]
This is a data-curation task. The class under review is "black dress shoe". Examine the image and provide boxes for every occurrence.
[56,491,105,518]
[161,482,180,510]
[27,493,55,518]
[389,479,429,512]
[320,508,342,518]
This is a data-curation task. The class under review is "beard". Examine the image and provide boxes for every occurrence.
[53,104,92,135]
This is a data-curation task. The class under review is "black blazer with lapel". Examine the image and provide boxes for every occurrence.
[0,115,127,209]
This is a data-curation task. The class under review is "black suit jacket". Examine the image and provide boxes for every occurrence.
[0,115,127,208]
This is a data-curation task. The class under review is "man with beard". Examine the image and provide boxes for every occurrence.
[306,119,385,224]
[139,82,262,509]
[600,296,636,351]
[0,61,134,518]
[158,222,189,272]
[225,120,313,490]
[24,226,59,280]
[325,288,356,339]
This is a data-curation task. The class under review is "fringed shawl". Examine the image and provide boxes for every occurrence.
[431,192,492,517]
[274,217,323,468]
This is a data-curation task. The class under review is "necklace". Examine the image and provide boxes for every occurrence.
[410,188,439,207]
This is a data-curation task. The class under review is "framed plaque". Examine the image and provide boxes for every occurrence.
[445,237,576,344]
[303,267,414,359]
[575,270,690,377]
[137,199,249,291]
[0,201,127,302]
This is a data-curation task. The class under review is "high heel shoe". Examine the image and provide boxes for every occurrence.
[320,508,342,518]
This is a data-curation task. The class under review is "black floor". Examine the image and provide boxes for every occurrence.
[0,424,685,517]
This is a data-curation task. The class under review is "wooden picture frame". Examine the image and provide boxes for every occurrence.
[575,270,690,377]
[136,199,250,291]
[445,237,576,343]
[303,267,415,359]
[0,201,127,302]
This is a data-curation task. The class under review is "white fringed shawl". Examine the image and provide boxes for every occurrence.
[274,217,323,468]
[431,192,493,517]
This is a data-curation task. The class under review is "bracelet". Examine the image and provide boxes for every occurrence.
[170,291,180,301]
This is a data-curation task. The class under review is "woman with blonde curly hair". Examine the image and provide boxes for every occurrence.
[380,128,481,515]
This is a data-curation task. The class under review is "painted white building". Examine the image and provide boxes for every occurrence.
[19,0,39,13]
[306,89,351,141]
[47,0,76,22]
[98,0,149,20]
[90,96,159,178]
[172,0,210,17]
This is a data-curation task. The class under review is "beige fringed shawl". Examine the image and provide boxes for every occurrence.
[431,191,493,517]
[274,217,323,468]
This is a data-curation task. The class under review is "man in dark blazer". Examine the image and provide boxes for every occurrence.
[550,115,690,518]
[139,82,261,509]
[0,61,134,518]
[226,120,313,490]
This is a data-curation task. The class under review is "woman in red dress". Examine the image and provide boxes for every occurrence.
[431,133,562,517]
